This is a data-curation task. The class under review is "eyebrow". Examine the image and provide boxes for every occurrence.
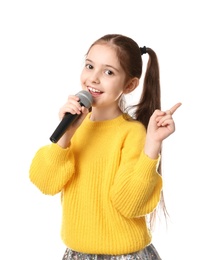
[85,58,120,73]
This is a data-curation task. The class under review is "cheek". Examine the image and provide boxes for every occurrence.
[80,71,86,84]
[110,87,125,100]
[113,82,126,96]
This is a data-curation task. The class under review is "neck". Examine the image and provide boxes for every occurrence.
[90,107,123,121]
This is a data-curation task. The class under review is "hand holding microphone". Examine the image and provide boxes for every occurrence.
[50,90,93,143]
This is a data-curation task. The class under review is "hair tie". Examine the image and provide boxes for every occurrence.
[140,46,147,55]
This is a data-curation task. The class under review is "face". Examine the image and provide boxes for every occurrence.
[80,44,127,110]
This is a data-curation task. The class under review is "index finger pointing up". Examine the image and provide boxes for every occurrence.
[168,102,182,115]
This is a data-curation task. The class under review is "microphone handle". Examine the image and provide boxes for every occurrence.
[49,112,80,143]
[50,99,87,143]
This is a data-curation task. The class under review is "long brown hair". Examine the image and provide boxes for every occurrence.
[88,34,168,229]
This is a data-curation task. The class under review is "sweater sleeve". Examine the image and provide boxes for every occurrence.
[29,143,75,195]
[110,124,163,218]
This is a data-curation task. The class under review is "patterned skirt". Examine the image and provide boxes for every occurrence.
[62,244,162,260]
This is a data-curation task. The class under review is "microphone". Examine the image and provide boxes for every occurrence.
[50,90,93,143]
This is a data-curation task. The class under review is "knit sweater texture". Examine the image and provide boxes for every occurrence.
[29,113,163,255]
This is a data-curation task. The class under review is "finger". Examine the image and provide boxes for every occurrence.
[68,95,80,102]
[168,102,182,115]
[157,114,172,126]
[160,118,174,127]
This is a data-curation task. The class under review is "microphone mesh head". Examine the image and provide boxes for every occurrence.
[76,90,93,109]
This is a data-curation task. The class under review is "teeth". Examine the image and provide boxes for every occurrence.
[88,87,101,93]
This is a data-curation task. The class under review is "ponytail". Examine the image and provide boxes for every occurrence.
[134,47,161,129]
[134,47,168,230]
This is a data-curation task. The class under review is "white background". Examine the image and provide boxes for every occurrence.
[0,0,217,259]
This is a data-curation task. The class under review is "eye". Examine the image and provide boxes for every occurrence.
[85,64,93,70]
[105,69,114,76]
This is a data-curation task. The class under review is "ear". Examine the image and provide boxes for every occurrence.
[123,77,139,94]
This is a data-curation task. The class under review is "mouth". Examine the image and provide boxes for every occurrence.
[88,87,103,97]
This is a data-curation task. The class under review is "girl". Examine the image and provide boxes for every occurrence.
[29,34,181,259]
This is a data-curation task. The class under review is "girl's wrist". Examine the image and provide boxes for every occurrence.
[144,140,162,159]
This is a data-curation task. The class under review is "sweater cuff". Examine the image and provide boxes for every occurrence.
[140,152,161,172]
[48,143,72,163]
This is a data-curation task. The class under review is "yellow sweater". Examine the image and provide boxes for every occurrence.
[29,113,162,255]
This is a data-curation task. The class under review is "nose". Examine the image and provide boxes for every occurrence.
[90,70,100,84]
